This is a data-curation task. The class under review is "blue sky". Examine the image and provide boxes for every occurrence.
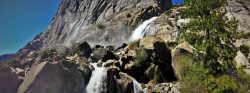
[0,0,183,55]
[0,0,62,55]
[173,0,184,5]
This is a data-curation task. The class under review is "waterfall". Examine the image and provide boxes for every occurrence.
[86,62,146,93]
[86,63,108,93]
[129,17,158,41]
[132,78,143,93]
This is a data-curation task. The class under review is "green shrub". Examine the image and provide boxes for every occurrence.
[178,56,248,93]
[181,0,226,18]
[40,49,57,59]
[178,1,239,75]
[134,48,149,67]
[177,0,250,92]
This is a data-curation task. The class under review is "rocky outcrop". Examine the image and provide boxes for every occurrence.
[0,67,22,93]
[235,51,250,75]
[91,48,117,62]
[17,62,83,93]
[227,0,250,48]
[152,83,180,93]
[171,42,195,80]
[70,42,92,58]
[227,0,250,33]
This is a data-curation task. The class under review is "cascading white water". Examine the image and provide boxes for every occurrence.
[86,63,108,93]
[129,17,158,41]
[132,78,143,93]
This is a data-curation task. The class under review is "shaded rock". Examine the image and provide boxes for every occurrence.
[116,43,128,51]
[94,45,103,49]
[71,42,92,58]
[126,36,177,83]
[15,68,25,77]
[106,45,115,51]
[103,60,119,67]
[107,68,119,93]
[91,48,117,62]
[0,67,21,93]
[77,57,94,86]
[17,62,83,93]
[145,63,156,82]
[117,72,137,93]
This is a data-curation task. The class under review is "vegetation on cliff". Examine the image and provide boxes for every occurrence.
[176,0,250,92]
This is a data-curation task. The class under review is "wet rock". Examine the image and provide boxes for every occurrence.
[94,45,103,49]
[107,68,119,93]
[17,62,83,93]
[77,57,94,85]
[116,43,128,51]
[106,45,115,51]
[0,67,21,93]
[117,72,136,93]
[103,60,119,67]
[145,63,156,81]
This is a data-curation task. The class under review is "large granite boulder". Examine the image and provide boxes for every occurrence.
[70,42,92,58]
[0,67,22,93]
[171,42,196,80]
[17,62,83,93]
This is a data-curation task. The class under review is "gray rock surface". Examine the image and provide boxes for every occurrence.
[152,83,180,93]
[19,0,172,56]
[227,0,250,47]
[0,67,21,93]
[17,62,83,93]
[227,0,250,33]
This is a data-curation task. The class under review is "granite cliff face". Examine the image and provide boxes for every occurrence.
[19,0,172,55]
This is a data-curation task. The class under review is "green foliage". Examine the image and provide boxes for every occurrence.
[152,66,162,83]
[134,48,149,67]
[40,49,57,59]
[177,55,248,93]
[181,0,226,18]
[178,1,239,75]
[240,32,250,39]
[176,0,250,92]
